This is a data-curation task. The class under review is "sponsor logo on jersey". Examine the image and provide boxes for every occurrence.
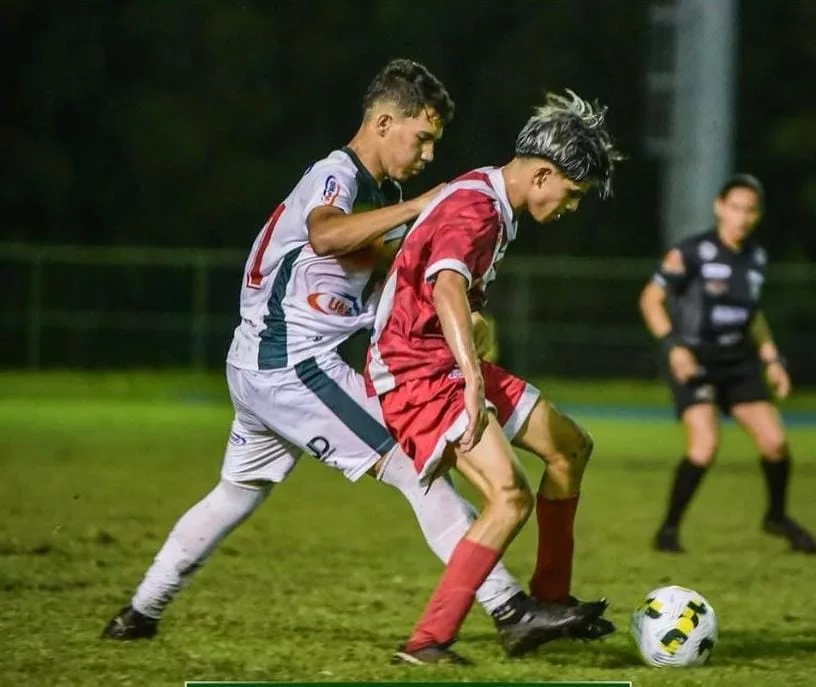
[711,305,749,326]
[747,270,764,301]
[705,279,729,296]
[306,292,361,317]
[701,262,732,279]
[321,175,340,205]
[753,246,767,267]
[698,241,718,261]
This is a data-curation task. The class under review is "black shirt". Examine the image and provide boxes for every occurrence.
[654,229,767,363]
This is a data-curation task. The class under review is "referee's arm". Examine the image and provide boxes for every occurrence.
[639,249,700,383]
[751,311,792,399]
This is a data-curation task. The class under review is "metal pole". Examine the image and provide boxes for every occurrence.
[663,0,737,247]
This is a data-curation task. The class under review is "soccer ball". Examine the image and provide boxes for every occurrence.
[630,585,718,667]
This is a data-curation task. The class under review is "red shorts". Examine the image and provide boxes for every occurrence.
[379,361,539,484]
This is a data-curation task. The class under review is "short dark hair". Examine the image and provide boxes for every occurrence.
[514,89,623,198]
[362,58,455,125]
[718,173,764,206]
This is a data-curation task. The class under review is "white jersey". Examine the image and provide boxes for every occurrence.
[227,147,405,371]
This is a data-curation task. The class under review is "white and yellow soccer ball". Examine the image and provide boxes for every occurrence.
[630,585,718,667]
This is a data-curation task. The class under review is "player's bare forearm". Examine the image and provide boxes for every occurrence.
[751,311,780,363]
[639,282,673,339]
[433,271,481,381]
[307,203,420,257]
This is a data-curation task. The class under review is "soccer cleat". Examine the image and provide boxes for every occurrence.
[391,643,473,666]
[101,605,159,640]
[763,516,816,554]
[653,525,685,553]
[561,596,616,641]
[494,594,606,657]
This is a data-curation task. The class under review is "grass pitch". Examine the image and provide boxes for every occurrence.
[1,372,815,687]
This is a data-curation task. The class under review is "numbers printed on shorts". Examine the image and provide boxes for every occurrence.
[246,203,286,289]
[306,436,336,461]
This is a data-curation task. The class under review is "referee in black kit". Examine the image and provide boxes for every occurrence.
[639,173,815,554]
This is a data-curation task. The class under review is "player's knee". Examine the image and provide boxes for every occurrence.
[759,436,788,462]
[686,440,718,466]
[575,426,594,463]
[491,483,534,528]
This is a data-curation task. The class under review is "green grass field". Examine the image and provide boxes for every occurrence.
[1,372,815,687]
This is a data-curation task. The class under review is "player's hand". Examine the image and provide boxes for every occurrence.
[408,184,445,217]
[669,346,701,384]
[766,361,791,400]
[460,374,488,453]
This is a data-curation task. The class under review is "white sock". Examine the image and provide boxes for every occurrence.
[378,449,523,614]
[131,480,271,619]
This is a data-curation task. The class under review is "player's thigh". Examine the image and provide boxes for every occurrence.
[667,370,719,420]
[235,358,395,482]
[721,358,772,411]
[730,401,787,458]
[681,403,720,463]
[480,360,541,442]
[511,396,591,462]
[221,414,301,485]
[453,413,531,505]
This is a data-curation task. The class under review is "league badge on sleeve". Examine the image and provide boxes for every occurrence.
[322,175,341,205]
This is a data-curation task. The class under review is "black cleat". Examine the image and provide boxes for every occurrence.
[653,525,684,553]
[391,643,473,665]
[494,595,606,657]
[562,596,616,641]
[101,605,159,640]
[763,516,816,554]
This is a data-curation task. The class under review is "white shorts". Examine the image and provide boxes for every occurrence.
[222,354,396,484]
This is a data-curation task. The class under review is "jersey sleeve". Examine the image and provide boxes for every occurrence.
[652,238,699,294]
[301,161,358,218]
[423,194,500,288]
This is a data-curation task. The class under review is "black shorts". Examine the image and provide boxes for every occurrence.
[663,353,772,419]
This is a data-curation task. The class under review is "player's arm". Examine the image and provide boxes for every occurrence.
[307,185,442,257]
[640,248,700,383]
[751,311,791,398]
[433,270,487,451]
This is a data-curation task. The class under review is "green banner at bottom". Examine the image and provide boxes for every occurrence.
[185,682,633,687]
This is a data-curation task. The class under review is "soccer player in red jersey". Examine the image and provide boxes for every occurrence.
[366,90,623,664]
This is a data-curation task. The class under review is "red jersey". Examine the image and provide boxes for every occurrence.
[367,166,517,395]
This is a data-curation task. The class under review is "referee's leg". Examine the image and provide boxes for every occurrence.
[654,376,720,553]
[731,401,816,553]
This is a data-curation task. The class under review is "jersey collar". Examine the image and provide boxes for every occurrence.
[485,167,517,241]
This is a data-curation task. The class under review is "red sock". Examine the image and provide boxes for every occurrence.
[406,538,501,651]
[529,494,579,603]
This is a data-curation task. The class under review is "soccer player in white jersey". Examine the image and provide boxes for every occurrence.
[102,59,582,657]
[366,90,624,665]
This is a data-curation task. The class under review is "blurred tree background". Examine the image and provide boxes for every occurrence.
[3,0,815,259]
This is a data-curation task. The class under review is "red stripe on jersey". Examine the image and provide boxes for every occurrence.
[246,203,286,289]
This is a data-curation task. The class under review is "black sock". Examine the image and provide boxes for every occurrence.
[662,458,708,529]
[761,455,790,522]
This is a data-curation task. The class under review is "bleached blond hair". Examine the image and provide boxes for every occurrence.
[514,89,623,198]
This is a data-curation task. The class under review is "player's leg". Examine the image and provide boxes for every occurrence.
[651,369,721,553]
[653,403,720,552]
[102,367,301,640]
[375,451,524,615]
[474,362,609,637]
[730,401,816,553]
[395,415,599,664]
[295,355,525,616]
